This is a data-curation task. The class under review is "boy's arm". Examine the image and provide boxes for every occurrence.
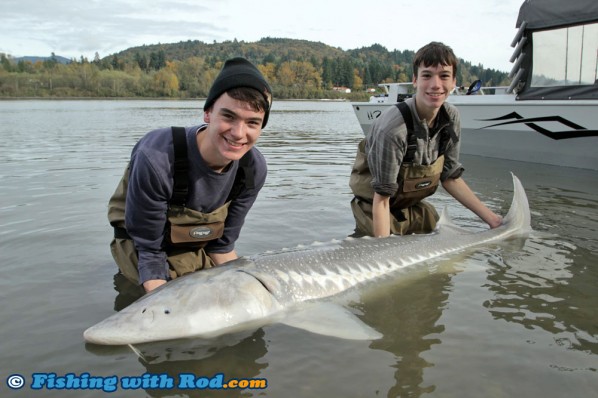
[442,177,503,228]
[372,192,392,237]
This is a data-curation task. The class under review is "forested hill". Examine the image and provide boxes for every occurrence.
[0,37,509,99]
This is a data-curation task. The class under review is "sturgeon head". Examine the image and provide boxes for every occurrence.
[84,259,283,345]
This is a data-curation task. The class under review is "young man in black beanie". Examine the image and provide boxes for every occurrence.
[108,57,272,293]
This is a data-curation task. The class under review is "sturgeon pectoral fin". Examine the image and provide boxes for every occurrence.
[280,302,382,340]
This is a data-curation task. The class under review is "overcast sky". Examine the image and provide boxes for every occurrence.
[0,0,524,72]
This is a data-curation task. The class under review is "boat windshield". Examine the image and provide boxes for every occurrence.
[531,22,598,87]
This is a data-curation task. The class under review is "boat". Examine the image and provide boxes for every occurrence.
[351,0,598,170]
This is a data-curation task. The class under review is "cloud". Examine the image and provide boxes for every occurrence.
[0,0,523,70]
[1,0,226,57]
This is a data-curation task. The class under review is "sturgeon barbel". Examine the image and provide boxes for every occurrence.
[84,174,531,345]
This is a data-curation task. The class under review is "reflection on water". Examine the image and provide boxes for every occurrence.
[84,328,268,398]
[533,185,598,252]
[357,263,459,397]
[1,100,597,397]
[484,236,598,356]
[136,330,267,398]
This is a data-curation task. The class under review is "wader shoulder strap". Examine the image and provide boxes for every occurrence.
[113,127,188,240]
[396,102,458,160]
[396,101,413,131]
[439,123,458,156]
[396,102,417,162]
[226,152,255,202]
[171,126,189,207]
[435,105,458,156]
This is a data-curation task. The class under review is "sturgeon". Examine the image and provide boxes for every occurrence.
[84,174,531,345]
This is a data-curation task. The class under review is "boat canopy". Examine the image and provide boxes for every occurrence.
[516,0,598,30]
[509,0,598,100]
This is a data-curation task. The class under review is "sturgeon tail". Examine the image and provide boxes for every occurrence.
[503,173,532,235]
[437,173,531,235]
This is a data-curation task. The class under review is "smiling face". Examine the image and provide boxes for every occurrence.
[200,92,265,172]
[412,63,456,123]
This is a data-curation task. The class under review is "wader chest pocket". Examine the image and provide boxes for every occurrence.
[402,176,439,193]
[169,222,224,245]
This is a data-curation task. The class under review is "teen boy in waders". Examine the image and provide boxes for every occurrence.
[108,57,272,293]
[349,42,502,238]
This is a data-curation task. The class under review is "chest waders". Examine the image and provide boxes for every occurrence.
[107,127,254,284]
[349,102,452,236]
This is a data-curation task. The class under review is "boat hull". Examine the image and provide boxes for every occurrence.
[351,96,598,170]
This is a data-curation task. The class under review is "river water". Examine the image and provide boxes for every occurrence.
[0,99,596,397]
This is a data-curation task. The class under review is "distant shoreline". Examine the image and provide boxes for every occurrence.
[0,97,351,102]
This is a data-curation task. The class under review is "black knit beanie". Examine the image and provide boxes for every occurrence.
[204,57,273,127]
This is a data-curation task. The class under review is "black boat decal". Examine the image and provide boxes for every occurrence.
[479,112,598,140]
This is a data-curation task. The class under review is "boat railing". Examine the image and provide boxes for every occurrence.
[452,85,510,96]
[366,80,511,103]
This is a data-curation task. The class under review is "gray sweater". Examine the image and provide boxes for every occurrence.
[125,125,267,283]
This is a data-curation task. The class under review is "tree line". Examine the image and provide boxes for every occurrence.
[0,38,510,99]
